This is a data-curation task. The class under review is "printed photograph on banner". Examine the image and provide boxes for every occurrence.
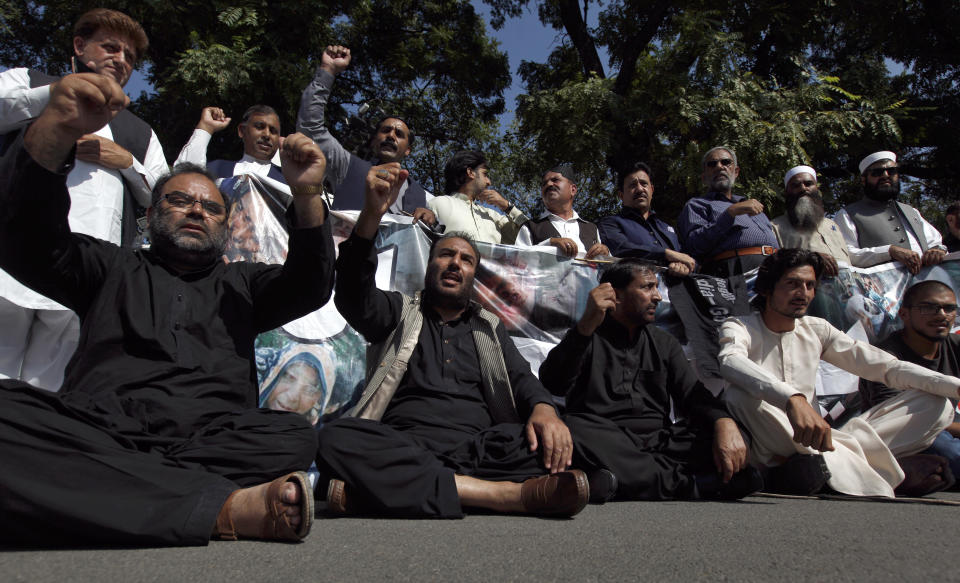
[255,328,366,426]
[220,175,291,264]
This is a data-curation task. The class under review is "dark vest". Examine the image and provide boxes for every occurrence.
[27,69,153,248]
[333,154,427,212]
[525,215,600,249]
[843,198,929,252]
[207,158,285,183]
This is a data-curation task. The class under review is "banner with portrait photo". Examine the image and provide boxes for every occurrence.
[223,175,960,429]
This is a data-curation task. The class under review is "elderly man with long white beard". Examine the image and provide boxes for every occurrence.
[770,165,851,277]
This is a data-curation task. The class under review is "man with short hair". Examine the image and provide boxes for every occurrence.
[599,161,697,277]
[678,146,779,277]
[428,150,529,245]
[516,164,609,258]
[835,151,946,274]
[718,249,960,497]
[0,72,335,546]
[0,8,168,391]
[315,163,588,518]
[770,165,851,276]
[296,45,435,223]
[540,259,761,501]
[175,105,285,184]
[943,203,960,253]
[861,280,960,483]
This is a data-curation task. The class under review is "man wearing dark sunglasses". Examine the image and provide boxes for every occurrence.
[0,73,336,546]
[861,279,960,491]
[678,146,779,277]
[835,151,946,274]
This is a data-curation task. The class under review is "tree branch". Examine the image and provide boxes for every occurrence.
[612,0,671,96]
[556,0,605,78]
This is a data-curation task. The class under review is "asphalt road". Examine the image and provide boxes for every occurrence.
[3,492,958,582]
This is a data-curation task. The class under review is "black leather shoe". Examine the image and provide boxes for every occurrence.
[586,469,618,504]
[764,454,830,495]
[693,466,763,500]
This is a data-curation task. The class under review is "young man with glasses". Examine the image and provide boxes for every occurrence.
[718,250,960,498]
[861,280,960,488]
[678,146,779,277]
[835,151,946,273]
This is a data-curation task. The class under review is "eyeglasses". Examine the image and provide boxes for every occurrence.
[162,191,226,217]
[705,159,734,168]
[909,303,958,316]
[867,167,899,178]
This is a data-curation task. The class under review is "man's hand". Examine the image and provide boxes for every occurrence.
[411,207,437,226]
[355,163,409,239]
[75,134,133,169]
[525,403,573,473]
[576,282,617,336]
[664,249,696,276]
[922,247,947,267]
[549,237,579,257]
[785,394,834,452]
[712,417,748,483]
[196,106,231,134]
[25,73,129,172]
[889,245,921,274]
[320,45,351,76]
[667,262,691,277]
[585,243,610,259]
[726,199,764,217]
[817,252,839,276]
[281,133,328,228]
[478,189,511,211]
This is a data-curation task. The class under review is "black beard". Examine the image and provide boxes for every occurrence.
[786,193,825,231]
[865,179,900,202]
[423,263,472,312]
[149,208,228,270]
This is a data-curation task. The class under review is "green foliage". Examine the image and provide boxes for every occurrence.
[1,0,510,184]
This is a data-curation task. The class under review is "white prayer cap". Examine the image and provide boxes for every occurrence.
[784,165,817,187]
[859,151,896,174]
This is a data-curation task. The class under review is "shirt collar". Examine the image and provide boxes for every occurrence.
[707,190,743,202]
[538,209,581,222]
[239,153,274,166]
[620,206,657,222]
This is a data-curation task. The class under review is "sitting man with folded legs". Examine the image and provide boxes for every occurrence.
[0,72,335,546]
[540,259,762,501]
[315,163,588,518]
[719,249,959,497]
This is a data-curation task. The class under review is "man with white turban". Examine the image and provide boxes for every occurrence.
[834,151,945,274]
[771,165,851,276]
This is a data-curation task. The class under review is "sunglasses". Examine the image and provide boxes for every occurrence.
[162,191,227,217]
[867,167,899,178]
[705,159,734,168]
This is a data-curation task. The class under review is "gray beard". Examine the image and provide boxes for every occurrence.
[787,196,825,232]
[149,210,228,270]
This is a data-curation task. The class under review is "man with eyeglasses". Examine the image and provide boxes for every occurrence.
[719,250,959,498]
[835,151,946,274]
[0,72,336,546]
[770,165,851,277]
[861,280,960,489]
[678,146,779,277]
[0,8,169,392]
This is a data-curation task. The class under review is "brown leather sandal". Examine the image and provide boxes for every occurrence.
[215,471,314,541]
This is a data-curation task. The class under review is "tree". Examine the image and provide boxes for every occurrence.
[0,0,511,193]
[484,1,951,227]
